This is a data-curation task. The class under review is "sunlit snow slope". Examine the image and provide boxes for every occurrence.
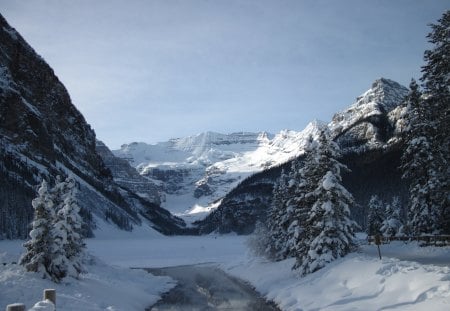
[114,78,409,225]
[114,122,324,222]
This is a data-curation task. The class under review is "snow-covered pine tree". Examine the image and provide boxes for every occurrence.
[367,194,385,236]
[265,168,291,260]
[20,180,55,278]
[289,137,321,269]
[380,196,403,237]
[265,154,315,261]
[283,158,306,259]
[49,176,85,281]
[420,10,450,234]
[401,80,440,235]
[295,130,356,275]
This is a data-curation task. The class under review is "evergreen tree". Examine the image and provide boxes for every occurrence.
[420,10,450,234]
[294,130,356,275]
[19,181,55,278]
[284,157,308,259]
[367,195,384,236]
[265,168,291,260]
[380,196,403,237]
[401,80,440,235]
[288,137,321,269]
[422,10,450,98]
[49,176,85,280]
[20,176,85,282]
[401,11,450,235]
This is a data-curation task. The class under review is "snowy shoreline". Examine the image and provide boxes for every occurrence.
[1,233,449,311]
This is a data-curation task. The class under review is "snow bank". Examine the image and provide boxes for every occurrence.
[87,231,450,311]
[222,252,450,311]
[3,233,449,311]
[0,241,174,311]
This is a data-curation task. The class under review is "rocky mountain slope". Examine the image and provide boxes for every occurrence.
[95,140,161,205]
[195,78,410,234]
[114,122,324,222]
[0,14,185,239]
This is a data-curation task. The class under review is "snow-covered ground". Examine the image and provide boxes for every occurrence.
[1,228,449,311]
[223,252,450,311]
[0,239,175,311]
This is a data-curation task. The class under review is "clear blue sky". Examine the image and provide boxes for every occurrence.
[1,0,448,149]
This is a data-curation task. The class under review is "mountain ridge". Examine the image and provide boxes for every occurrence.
[113,120,326,222]
[0,14,185,238]
[193,77,410,233]
[114,77,408,228]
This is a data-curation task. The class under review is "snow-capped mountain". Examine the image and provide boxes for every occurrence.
[330,78,409,153]
[196,78,410,234]
[115,78,409,227]
[114,122,325,222]
[329,78,409,135]
[95,140,161,204]
[0,14,185,238]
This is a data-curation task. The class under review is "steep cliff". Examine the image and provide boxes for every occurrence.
[0,14,185,238]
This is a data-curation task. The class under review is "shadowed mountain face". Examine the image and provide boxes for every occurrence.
[194,78,410,234]
[0,11,412,238]
[0,14,185,239]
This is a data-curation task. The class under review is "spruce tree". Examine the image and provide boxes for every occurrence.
[401,80,440,235]
[283,158,306,259]
[367,195,385,236]
[20,181,55,278]
[380,196,403,237]
[289,137,321,269]
[265,168,291,260]
[21,176,86,282]
[295,130,356,275]
[401,11,450,235]
[49,176,85,280]
[420,10,450,234]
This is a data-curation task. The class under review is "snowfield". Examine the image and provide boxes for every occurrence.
[0,240,174,311]
[1,227,449,310]
[223,253,450,311]
[113,123,324,222]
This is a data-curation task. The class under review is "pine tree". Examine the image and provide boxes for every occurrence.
[265,168,291,260]
[49,176,85,280]
[20,176,85,282]
[288,137,321,269]
[401,80,440,235]
[367,195,384,236]
[19,181,55,278]
[420,10,450,234]
[380,196,403,237]
[295,130,356,275]
[283,158,307,259]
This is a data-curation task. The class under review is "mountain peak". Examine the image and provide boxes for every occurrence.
[355,78,409,111]
[329,78,408,136]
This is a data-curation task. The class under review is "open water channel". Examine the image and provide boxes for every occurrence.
[145,264,280,311]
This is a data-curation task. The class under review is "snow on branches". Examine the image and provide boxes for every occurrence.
[256,130,357,276]
[20,176,86,282]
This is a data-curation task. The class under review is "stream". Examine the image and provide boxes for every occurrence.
[145,264,280,311]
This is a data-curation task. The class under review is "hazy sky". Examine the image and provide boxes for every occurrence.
[1,1,448,148]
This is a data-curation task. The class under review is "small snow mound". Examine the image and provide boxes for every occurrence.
[29,300,55,311]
